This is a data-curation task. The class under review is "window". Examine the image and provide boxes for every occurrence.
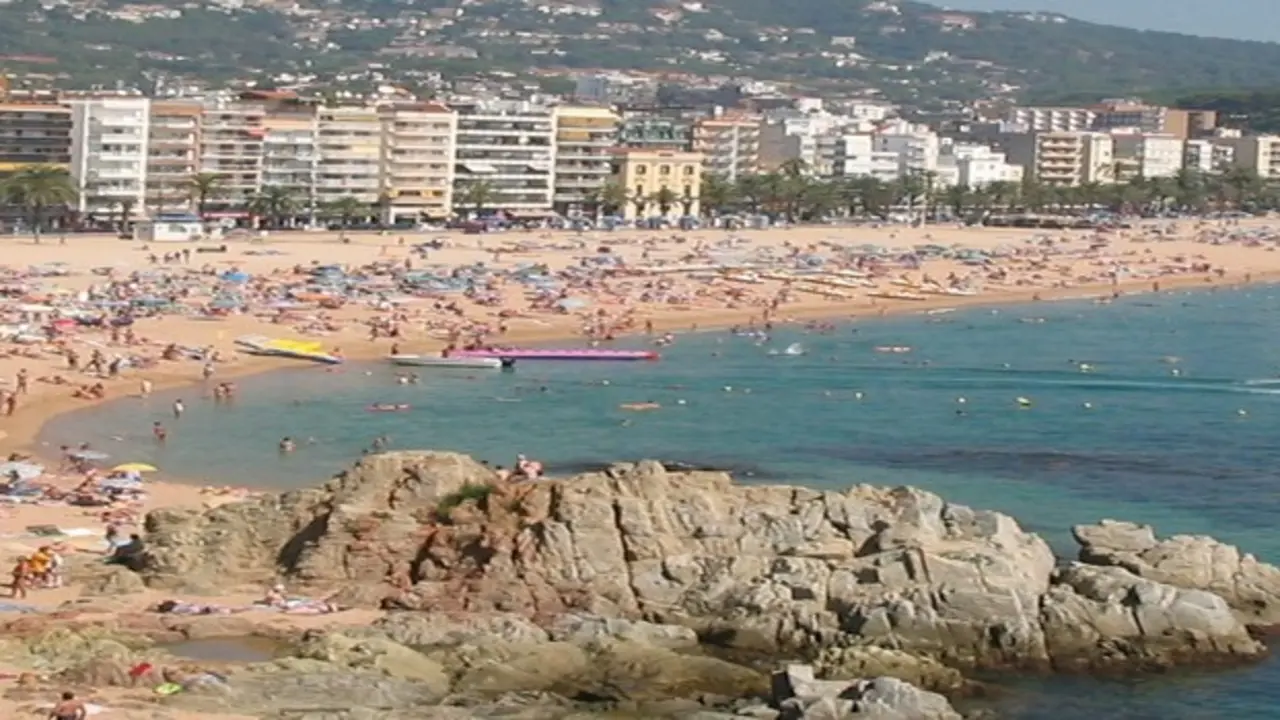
[635,164,647,175]
[683,165,695,176]
[659,164,671,175]
[635,184,644,197]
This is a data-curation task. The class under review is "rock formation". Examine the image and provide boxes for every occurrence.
[141,451,1279,677]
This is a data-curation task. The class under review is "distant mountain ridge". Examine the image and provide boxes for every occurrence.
[1,0,1278,100]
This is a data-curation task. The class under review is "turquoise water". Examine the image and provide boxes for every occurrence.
[42,285,1280,718]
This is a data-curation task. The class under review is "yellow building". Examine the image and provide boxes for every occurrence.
[316,106,382,206]
[608,148,702,220]
[379,102,456,222]
[552,105,618,215]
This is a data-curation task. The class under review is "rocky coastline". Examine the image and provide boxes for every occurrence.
[11,451,1280,719]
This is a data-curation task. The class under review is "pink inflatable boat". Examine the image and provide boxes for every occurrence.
[450,348,660,361]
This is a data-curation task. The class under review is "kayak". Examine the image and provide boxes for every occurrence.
[450,348,659,361]
[389,355,502,369]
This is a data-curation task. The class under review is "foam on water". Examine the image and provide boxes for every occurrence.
[41,285,1280,719]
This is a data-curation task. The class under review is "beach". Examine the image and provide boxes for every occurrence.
[4,218,1280,718]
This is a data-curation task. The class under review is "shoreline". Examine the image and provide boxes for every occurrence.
[16,266,1277,491]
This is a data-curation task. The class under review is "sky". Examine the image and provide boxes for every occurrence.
[939,0,1280,43]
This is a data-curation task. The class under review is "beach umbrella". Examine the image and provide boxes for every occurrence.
[111,462,157,473]
[0,462,43,481]
[69,450,109,461]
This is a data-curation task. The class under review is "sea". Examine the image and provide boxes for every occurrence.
[42,284,1280,719]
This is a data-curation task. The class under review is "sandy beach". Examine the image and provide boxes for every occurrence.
[2,217,1280,717]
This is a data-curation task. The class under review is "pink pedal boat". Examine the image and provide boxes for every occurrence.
[450,348,660,361]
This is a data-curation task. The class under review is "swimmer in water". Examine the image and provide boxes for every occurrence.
[279,437,296,453]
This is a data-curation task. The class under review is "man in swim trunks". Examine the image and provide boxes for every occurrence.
[49,690,86,720]
[10,557,30,599]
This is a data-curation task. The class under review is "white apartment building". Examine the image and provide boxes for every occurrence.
[759,112,856,174]
[1228,135,1280,180]
[379,102,457,222]
[873,124,940,176]
[68,97,151,217]
[1111,133,1184,179]
[453,101,555,213]
[1184,139,1234,174]
[1004,131,1114,186]
[145,100,201,214]
[830,134,899,181]
[1004,106,1097,133]
[200,99,266,212]
[944,144,1023,188]
[691,114,760,182]
[315,106,383,206]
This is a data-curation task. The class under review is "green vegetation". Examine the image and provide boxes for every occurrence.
[696,166,1280,220]
[0,165,77,241]
[1168,91,1280,135]
[434,483,495,522]
[6,0,1280,100]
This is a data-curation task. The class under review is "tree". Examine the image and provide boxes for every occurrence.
[942,185,970,219]
[321,196,370,228]
[585,181,628,219]
[247,185,299,228]
[650,186,678,218]
[699,175,736,216]
[458,181,495,217]
[118,198,136,232]
[188,173,223,218]
[0,165,76,243]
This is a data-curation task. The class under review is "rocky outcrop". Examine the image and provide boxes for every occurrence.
[140,451,1272,675]
[771,664,961,719]
[1073,519,1280,626]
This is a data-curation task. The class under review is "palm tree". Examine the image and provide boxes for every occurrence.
[629,187,649,220]
[247,186,299,228]
[458,180,495,217]
[651,186,679,218]
[584,181,628,220]
[321,196,370,228]
[117,198,136,233]
[941,185,970,220]
[187,173,224,219]
[0,165,76,243]
[699,175,736,216]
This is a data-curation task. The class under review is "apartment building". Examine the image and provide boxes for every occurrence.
[1004,131,1114,186]
[1184,139,1234,174]
[608,148,702,220]
[68,97,151,217]
[829,134,899,181]
[259,98,319,214]
[1227,135,1280,180]
[943,144,1023,188]
[146,100,201,213]
[315,106,383,207]
[0,102,72,173]
[691,114,760,182]
[873,125,940,176]
[200,98,266,213]
[1110,133,1184,180]
[1003,107,1097,133]
[453,101,555,214]
[379,102,457,222]
[550,105,618,216]
[616,115,690,152]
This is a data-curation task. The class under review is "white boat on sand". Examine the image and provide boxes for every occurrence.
[389,355,503,369]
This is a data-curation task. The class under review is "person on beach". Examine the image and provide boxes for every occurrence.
[140,378,152,397]
[153,422,167,442]
[16,368,28,394]
[48,690,87,720]
[9,557,30,599]
[172,399,184,418]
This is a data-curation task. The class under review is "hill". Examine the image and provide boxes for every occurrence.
[3,0,1280,101]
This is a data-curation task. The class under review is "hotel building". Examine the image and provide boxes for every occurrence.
[452,101,555,214]
[145,100,202,213]
[551,105,618,215]
[608,148,703,220]
[68,96,151,218]
[315,106,383,207]
[200,97,266,213]
[691,114,760,182]
[1004,131,1114,186]
[0,102,72,173]
[379,102,457,223]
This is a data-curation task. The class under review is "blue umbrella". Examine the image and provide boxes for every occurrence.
[220,271,250,283]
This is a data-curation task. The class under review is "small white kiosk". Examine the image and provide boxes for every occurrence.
[133,213,206,243]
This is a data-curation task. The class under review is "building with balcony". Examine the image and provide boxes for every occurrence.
[379,102,457,222]
[0,102,72,173]
[200,98,266,213]
[1228,134,1280,180]
[608,148,702,221]
[830,134,899,181]
[259,102,320,222]
[1110,133,1184,179]
[1004,131,1113,186]
[944,144,1023,188]
[616,115,690,152]
[1184,139,1234,174]
[552,105,619,215]
[452,101,555,214]
[1003,106,1097,133]
[691,114,760,182]
[68,97,151,218]
[316,106,383,208]
[146,100,201,214]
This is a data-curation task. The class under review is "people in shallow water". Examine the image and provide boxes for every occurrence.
[279,437,295,453]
